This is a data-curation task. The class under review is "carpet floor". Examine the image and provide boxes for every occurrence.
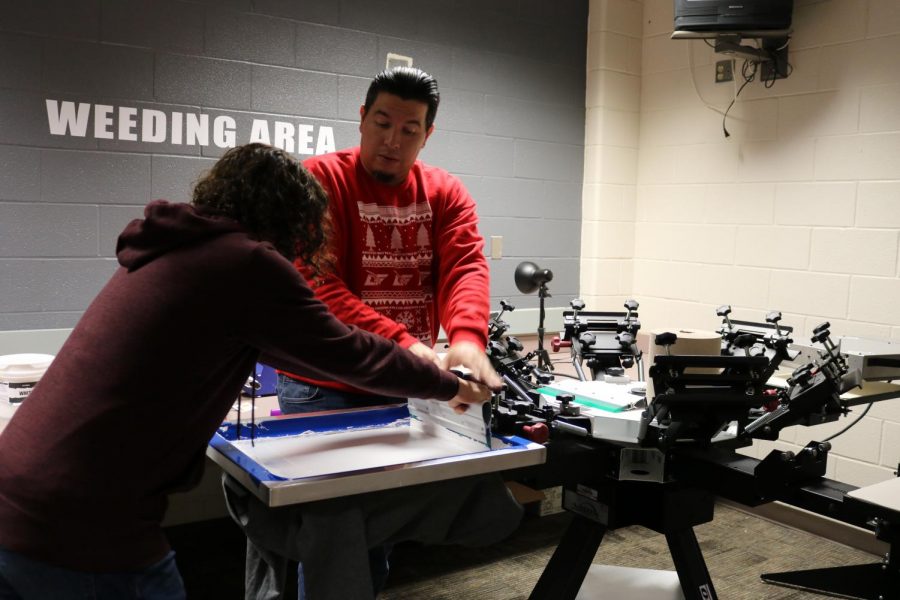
[166,501,878,599]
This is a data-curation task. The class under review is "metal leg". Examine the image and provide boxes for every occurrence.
[573,359,587,381]
[665,527,718,600]
[529,515,607,600]
[762,563,899,600]
[761,538,899,600]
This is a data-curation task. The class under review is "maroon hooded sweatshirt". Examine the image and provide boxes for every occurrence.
[0,201,459,572]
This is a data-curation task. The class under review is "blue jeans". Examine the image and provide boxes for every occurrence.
[276,373,403,414]
[0,546,185,600]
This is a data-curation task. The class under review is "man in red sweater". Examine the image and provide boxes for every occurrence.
[276,66,502,413]
[233,68,522,600]
[0,144,491,600]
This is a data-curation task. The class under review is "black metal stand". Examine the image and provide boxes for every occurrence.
[536,283,552,371]
[762,538,898,599]
[528,515,606,600]
[762,562,898,599]
[758,471,900,600]
[666,528,718,600]
[529,510,718,600]
[528,476,719,600]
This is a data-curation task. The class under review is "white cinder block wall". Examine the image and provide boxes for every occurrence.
[582,0,642,310]
[583,0,900,487]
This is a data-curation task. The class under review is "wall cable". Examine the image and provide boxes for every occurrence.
[822,402,872,443]
[687,39,733,119]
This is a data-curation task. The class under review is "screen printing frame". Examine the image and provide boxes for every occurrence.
[207,405,546,507]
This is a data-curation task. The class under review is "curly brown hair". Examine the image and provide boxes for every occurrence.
[191,143,332,275]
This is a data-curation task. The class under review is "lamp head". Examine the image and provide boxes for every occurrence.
[514,261,553,295]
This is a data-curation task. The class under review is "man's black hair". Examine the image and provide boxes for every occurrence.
[363,66,440,129]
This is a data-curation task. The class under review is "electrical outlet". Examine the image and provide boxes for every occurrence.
[490,236,503,259]
[715,59,734,83]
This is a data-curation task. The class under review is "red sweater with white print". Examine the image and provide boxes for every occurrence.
[283,146,490,393]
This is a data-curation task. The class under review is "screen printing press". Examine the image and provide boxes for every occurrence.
[511,377,900,600]
[207,296,900,599]
[485,298,900,600]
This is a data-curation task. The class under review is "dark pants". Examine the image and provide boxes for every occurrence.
[223,473,523,600]
[0,546,185,600]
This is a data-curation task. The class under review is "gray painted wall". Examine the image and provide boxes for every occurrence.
[0,0,587,334]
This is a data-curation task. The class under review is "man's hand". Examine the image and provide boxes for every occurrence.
[407,341,441,367]
[441,341,502,391]
[448,379,492,414]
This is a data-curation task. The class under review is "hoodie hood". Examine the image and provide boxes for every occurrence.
[116,201,244,271]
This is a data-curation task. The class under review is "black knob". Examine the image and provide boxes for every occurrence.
[811,323,832,344]
[812,322,831,335]
[733,333,756,350]
[716,305,732,317]
[789,364,814,387]
[570,298,586,311]
[579,332,596,347]
[655,332,677,347]
[618,332,635,347]
[506,336,524,353]
[766,310,782,324]
[535,370,553,385]
[500,299,515,312]
[624,299,639,312]
[488,341,507,358]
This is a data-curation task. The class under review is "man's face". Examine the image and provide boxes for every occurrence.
[359,92,433,185]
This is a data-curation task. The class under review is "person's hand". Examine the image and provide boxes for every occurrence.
[448,379,492,414]
[441,341,502,391]
[407,341,441,367]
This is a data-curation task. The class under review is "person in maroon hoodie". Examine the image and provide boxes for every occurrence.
[0,143,492,600]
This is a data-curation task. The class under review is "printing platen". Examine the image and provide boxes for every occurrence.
[537,379,642,412]
[208,403,545,506]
